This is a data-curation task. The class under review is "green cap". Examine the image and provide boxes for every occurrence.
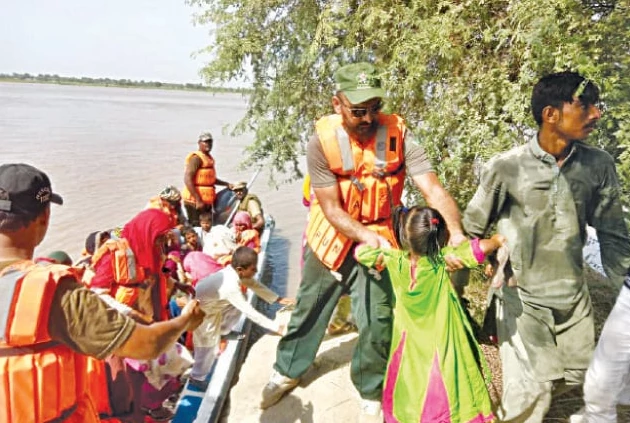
[334,62,385,105]
[46,250,73,265]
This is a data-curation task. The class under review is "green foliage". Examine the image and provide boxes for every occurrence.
[190,0,630,206]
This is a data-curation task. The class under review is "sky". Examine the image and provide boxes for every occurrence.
[0,0,215,84]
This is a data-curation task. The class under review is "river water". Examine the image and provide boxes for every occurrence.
[0,82,305,297]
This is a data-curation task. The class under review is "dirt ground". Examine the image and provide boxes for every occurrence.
[464,266,630,422]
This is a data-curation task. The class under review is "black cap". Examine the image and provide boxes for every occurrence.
[0,163,63,214]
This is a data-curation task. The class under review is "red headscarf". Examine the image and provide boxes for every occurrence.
[122,208,172,274]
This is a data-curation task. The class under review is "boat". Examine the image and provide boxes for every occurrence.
[172,185,276,423]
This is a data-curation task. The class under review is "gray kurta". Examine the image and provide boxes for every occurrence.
[463,135,630,380]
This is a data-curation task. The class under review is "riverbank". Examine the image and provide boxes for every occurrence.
[0,74,251,94]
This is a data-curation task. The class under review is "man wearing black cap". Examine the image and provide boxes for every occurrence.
[182,132,234,226]
[0,163,205,423]
[260,62,466,419]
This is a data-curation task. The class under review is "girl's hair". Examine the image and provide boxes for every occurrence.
[395,206,449,267]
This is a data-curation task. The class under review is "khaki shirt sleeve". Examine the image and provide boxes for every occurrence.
[246,198,263,218]
[48,276,136,359]
[307,134,338,188]
[404,131,434,177]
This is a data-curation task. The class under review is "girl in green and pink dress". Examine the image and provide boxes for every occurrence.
[355,206,504,423]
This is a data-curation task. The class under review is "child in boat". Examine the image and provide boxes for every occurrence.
[188,246,293,390]
[355,206,504,423]
[194,212,213,249]
[181,227,202,258]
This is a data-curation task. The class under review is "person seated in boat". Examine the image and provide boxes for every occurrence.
[203,224,238,267]
[182,132,234,227]
[188,246,292,390]
[181,227,202,258]
[232,181,265,232]
[87,209,196,422]
[232,211,261,252]
[147,185,186,229]
[0,163,205,423]
[194,212,213,249]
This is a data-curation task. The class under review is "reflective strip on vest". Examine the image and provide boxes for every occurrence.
[335,126,355,173]
[374,124,388,169]
[0,269,24,343]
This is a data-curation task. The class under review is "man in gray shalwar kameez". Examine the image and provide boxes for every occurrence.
[463,71,630,422]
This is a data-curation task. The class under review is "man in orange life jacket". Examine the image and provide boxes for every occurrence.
[0,163,205,423]
[182,132,234,226]
[260,62,467,418]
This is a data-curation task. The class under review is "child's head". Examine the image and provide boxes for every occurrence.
[182,227,199,247]
[231,246,258,279]
[397,206,448,266]
[199,212,212,232]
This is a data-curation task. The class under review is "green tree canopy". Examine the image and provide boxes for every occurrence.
[190,0,630,207]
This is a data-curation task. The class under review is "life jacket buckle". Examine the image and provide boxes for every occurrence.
[351,176,365,192]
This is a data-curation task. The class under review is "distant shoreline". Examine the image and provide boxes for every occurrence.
[0,73,251,94]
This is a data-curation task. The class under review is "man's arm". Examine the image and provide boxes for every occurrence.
[461,160,505,239]
[411,172,465,244]
[184,155,203,205]
[113,299,204,360]
[50,278,204,360]
[315,184,387,247]
[589,161,630,287]
[214,178,233,189]
[246,198,265,230]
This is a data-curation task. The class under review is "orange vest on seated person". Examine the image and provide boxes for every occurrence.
[182,151,217,206]
[88,239,146,308]
[238,229,261,253]
[0,261,101,423]
[305,113,406,270]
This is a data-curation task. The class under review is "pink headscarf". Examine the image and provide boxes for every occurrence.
[183,251,223,286]
[233,211,252,229]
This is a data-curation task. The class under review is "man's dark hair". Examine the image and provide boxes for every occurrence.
[231,246,258,269]
[0,189,42,232]
[531,71,600,126]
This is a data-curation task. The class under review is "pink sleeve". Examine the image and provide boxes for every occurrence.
[470,238,485,264]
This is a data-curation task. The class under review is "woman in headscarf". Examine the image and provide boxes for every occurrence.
[232,211,261,252]
[89,209,172,322]
[87,208,175,422]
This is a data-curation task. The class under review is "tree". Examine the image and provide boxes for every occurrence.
[190,0,630,206]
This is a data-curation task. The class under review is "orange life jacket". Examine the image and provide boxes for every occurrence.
[238,229,261,252]
[182,151,217,205]
[90,239,146,287]
[0,261,100,423]
[88,239,147,310]
[305,113,406,270]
